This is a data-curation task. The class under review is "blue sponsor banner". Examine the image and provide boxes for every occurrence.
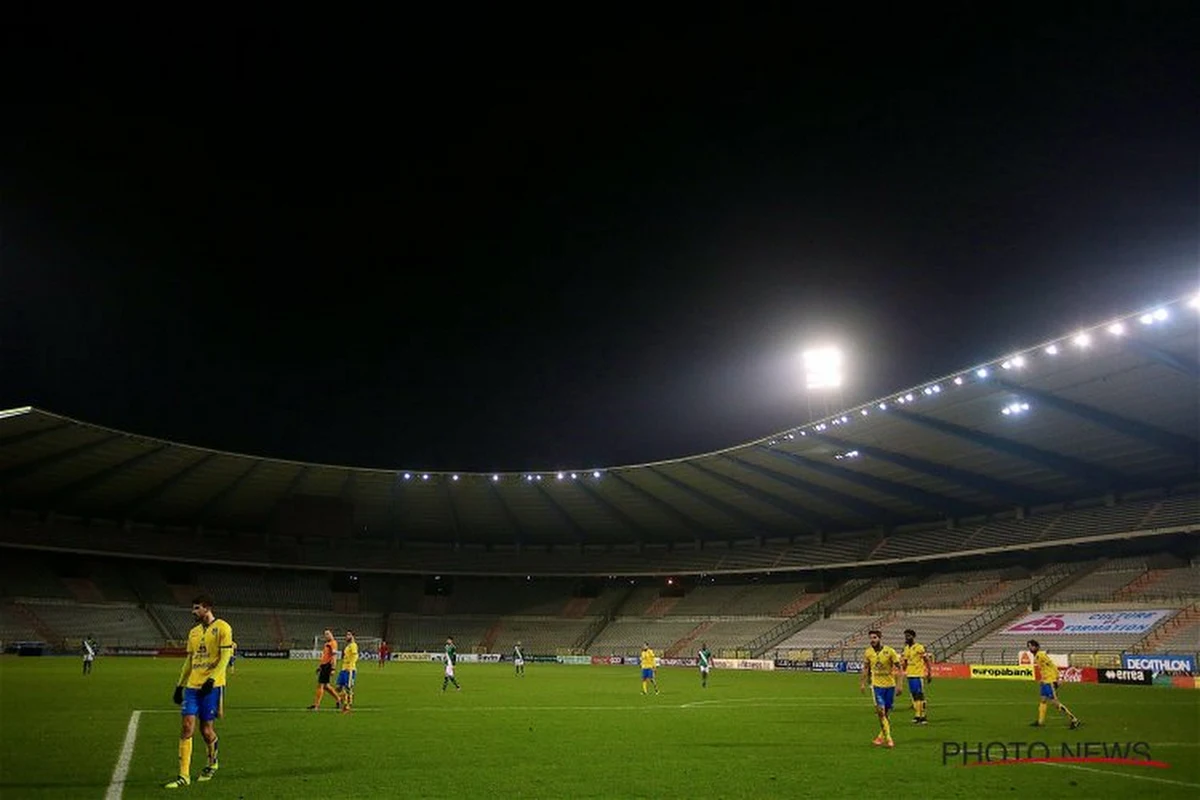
[1121,654,1195,673]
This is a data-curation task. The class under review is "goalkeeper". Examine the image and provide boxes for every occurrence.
[164,595,234,789]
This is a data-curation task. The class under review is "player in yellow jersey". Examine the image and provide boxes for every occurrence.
[336,630,360,713]
[859,630,903,748]
[164,595,234,789]
[1028,640,1080,729]
[640,642,659,695]
[900,628,932,725]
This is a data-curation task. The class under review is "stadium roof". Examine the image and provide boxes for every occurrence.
[2,293,1197,547]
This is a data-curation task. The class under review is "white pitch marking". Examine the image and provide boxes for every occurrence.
[104,710,141,800]
[1040,762,1200,789]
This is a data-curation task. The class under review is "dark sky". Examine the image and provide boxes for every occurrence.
[2,8,1197,471]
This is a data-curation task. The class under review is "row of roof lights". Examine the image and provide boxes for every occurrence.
[400,471,604,482]
[767,294,1197,446]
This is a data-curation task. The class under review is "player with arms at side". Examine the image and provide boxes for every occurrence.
[377,640,389,669]
[336,631,359,713]
[900,628,932,724]
[309,629,343,711]
[442,636,461,692]
[640,642,659,695]
[860,630,902,748]
[697,642,713,688]
[513,640,525,677]
[164,595,234,788]
[1028,639,1080,729]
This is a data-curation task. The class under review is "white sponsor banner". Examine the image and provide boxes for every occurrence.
[289,649,322,660]
[713,658,775,671]
[1002,610,1172,635]
[394,652,439,662]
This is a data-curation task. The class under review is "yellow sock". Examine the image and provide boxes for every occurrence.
[179,738,193,779]
[881,716,891,740]
[641,680,648,694]
[1038,702,1047,724]
[917,700,925,717]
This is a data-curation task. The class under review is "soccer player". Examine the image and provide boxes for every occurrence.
[336,631,359,713]
[900,628,932,724]
[442,636,461,692]
[82,635,97,676]
[513,640,525,677]
[164,595,234,789]
[859,630,902,748]
[228,641,237,675]
[698,642,713,688]
[640,642,659,695]
[308,629,343,710]
[1028,639,1081,729]
[377,640,390,669]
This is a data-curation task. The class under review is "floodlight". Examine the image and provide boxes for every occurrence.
[953,376,964,385]
[976,368,989,378]
[1045,344,1059,355]
[1190,294,1200,309]
[1139,313,1155,325]
[861,409,869,416]
[1153,308,1168,321]
[878,402,888,410]
[492,474,500,482]
[931,384,941,393]
[403,473,412,480]
[905,393,914,402]
[802,346,844,389]
[1073,333,1091,348]
[593,471,601,478]
[421,474,429,481]
[452,475,459,481]
[1012,356,1026,368]
[1107,322,1125,336]
[557,472,564,480]
[571,473,578,479]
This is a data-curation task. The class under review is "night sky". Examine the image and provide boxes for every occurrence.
[2,8,1196,471]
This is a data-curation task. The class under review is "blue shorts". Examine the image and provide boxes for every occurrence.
[181,687,223,722]
[1040,682,1056,700]
[907,677,924,695]
[873,686,895,710]
[336,669,356,688]
[641,668,654,680]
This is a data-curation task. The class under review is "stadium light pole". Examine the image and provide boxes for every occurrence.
[802,345,845,421]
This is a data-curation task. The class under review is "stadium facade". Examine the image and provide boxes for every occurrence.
[0,294,1197,663]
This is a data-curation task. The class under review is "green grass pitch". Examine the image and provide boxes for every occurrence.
[1,657,1197,798]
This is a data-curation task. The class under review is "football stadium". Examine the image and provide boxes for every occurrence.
[2,293,1199,798]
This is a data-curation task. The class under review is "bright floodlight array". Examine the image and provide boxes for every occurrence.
[763,291,1197,449]
[802,346,844,389]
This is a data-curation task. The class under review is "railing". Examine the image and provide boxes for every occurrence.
[747,578,872,657]
[926,564,1102,660]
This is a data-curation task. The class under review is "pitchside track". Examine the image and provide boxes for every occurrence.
[1,659,1197,798]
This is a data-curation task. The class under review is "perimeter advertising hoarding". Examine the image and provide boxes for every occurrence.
[1097,668,1153,685]
[712,658,775,671]
[1121,654,1196,674]
[970,664,1035,680]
